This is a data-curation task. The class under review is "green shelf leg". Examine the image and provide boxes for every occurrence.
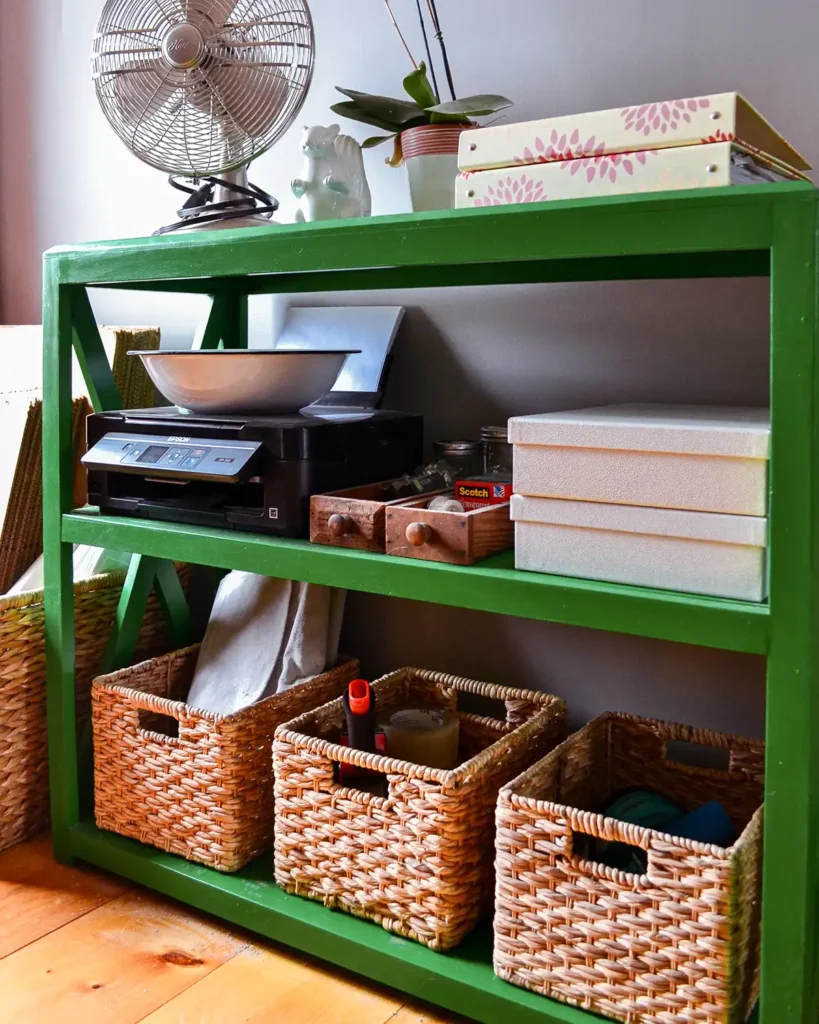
[760,196,819,1023]
[43,272,81,864]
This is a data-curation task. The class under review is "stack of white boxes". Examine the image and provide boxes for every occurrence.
[509,405,770,601]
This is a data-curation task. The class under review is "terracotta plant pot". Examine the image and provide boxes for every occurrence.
[401,124,472,212]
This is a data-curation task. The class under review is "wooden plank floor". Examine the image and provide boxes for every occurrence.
[0,837,467,1024]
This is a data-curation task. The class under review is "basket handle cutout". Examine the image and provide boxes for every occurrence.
[118,689,196,744]
[458,692,506,722]
[664,739,731,772]
[137,708,180,741]
[331,761,390,802]
[457,691,543,728]
[568,828,650,885]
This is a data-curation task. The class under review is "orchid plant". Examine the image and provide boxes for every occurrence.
[331,1,512,165]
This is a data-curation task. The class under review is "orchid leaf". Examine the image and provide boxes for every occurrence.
[335,87,424,126]
[426,94,514,117]
[362,134,397,149]
[403,61,438,109]
[330,102,403,133]
[429,111,472,125]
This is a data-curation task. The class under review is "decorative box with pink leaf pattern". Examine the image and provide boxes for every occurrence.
[458,92,809,176]
[456,141,803,211]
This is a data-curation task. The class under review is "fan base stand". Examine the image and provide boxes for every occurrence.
[166,213,281,233]
[154,166,280,236]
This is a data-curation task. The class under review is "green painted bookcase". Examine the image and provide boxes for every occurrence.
[43,183,819,1024]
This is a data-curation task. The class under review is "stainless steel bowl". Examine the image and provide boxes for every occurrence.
[130,350,360,415]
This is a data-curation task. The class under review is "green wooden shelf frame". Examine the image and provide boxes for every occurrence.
[63,513,768,654]
[43,184,818,1024]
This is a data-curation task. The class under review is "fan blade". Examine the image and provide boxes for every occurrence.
[112,58,177,124]
[187,0,238,32]
[204,62,289,138]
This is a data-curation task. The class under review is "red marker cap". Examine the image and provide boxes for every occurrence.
[347,679,372,715]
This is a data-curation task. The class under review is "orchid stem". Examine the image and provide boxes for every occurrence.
[414,0,440,101]
[384,0,418,69]
[425,0,456,100]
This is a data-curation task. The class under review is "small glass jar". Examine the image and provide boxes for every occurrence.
[432,440,484,479]
[481,425,513,480]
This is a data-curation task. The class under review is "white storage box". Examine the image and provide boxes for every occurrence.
[511,494,767,601]
[510,405,770,516]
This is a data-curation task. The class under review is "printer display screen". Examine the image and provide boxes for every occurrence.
[137,445,169,465]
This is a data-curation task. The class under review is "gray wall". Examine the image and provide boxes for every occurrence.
[3,0,815,734]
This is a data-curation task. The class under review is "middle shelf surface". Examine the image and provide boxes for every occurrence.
[63,512,768,654]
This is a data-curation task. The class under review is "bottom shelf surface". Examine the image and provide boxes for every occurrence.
[69,821,600,1024]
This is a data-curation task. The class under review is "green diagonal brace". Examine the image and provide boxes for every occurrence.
[102,554,162,674]
[70,286,122,412]
[196,294,231,350]
[70,292,193,810]
[102,557,193,674]
[154,559,194,650]
[71,285,192,657]
[69,289,196,814]
[195,292,249,351]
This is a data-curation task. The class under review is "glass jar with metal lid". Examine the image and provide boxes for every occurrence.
[481,425,513,480]
[432,440,484,479]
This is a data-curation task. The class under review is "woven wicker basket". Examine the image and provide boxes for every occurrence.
[494,712,764,1024]
[274,667,567,951]
[0,570,180,854]
[93,646,360,872]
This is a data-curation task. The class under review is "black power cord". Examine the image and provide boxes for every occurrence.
[153,174,279,235]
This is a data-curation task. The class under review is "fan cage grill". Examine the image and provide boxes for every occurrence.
[93,0,314,177]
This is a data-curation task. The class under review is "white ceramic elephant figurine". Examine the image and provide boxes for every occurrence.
[292,124,372,223]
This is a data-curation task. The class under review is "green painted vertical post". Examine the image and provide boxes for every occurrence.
[222,291,249,350]
[760,194,819,1024]
[43,269,80,864]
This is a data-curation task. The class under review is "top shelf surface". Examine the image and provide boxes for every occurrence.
[45,183,817,291]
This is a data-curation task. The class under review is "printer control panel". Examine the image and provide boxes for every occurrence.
[82,432,262,483]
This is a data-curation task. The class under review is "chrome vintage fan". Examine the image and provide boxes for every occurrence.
[92,0,315,233]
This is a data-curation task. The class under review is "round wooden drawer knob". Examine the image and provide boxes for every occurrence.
[328,513,353,537]
[406,522,433,546]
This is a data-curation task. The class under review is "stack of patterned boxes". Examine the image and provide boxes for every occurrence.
[456,92,810,208]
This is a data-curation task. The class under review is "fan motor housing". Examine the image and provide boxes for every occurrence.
[162,24,205,69]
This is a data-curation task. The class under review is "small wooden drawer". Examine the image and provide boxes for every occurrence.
[311,482,446,553]
[386,497,513,565]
